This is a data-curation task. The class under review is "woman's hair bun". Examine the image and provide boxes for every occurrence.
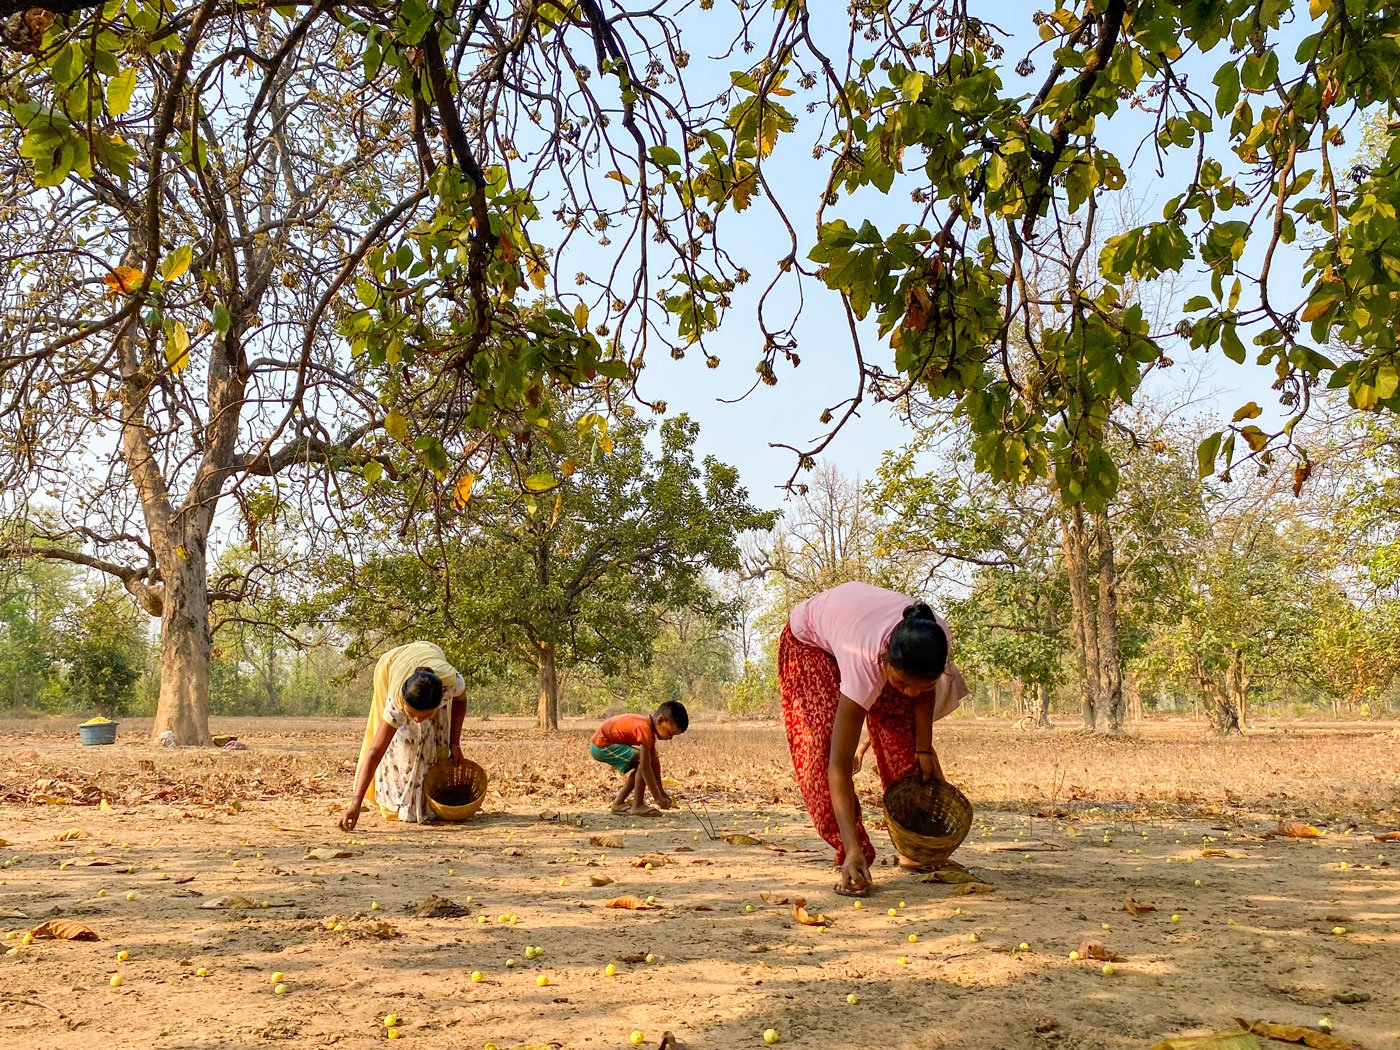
[902,601,936,621]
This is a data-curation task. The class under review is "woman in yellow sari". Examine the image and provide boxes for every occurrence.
[339,641,467,830]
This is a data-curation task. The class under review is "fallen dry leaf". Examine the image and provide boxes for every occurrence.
[1076,936,1117,962]
[412,896,469,918]
[1151,1033,1262,1050]
[52,829,90,842]
[30,920,100,941]
[589,875,614,887]
[722,834,764,846]
[693,904,714,912]
[919,864,988,885]
[792,897,830,927]
[604,895,660,911]
[955,882,995,896]
[590,835,624,849]
[1201,848,1232,858]
[1272,822,1325,839]
[659,1033,681,1050]
[199,896,259,910]
[1124,896,1157,916]
[632,853,668,868]
[305,847,352,861]
[69,857,118,867]
[1373,830,1400,842]
[1236,1020,1359,1050]
[618,953,648,963]
[503,847,524,857]
[759,892,790,906]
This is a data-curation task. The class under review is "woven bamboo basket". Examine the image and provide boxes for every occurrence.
[424,759,489,822]
[882,776,973,868]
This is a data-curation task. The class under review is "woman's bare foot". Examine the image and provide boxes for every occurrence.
[630,805,663,817]
[609,803,632,814]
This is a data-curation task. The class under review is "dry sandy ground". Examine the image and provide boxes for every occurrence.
[0,716,1397,1050]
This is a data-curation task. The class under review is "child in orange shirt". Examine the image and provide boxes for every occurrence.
[590,701,688,816]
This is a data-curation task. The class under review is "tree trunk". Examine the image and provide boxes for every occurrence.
[536,641,559,730]
[1093,512,1125,735]
[151,540,214,745]
[1226,648,1250,732]
[1033,682,1053,728]
[1062,508,1099,729]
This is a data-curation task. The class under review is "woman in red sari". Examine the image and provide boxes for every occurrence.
[780,581,969,896]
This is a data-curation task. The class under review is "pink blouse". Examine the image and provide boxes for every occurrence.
[789,581,965,718]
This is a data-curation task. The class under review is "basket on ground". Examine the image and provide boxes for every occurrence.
[425,759,488,822]
[77,720,118,746]
[882,776,973,868]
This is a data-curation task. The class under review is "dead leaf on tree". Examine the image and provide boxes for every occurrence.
[1076,936,1117,962]
[604,895,660,911]
[632,853,668,868]
[1272,822,1325,839]
[1235,1020,1360,1050]
[589,875,614,887]
[305,847,352,861]
[1124,896,1157,916]
[590,835,624,849]
[30,920,99,941]
[792,898,830,927]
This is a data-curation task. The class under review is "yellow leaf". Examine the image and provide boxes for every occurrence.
[523,473,555,492]
[452,473,475,509]
[1309,0,1331,19]
[605,169,633,186]
[160,244,193,282]
[53,829,90,841]
[164,321,190,371]
[589,834,623,849]
[384,409,408,442]
[99,798,112,812]
[1301,294,1339,323]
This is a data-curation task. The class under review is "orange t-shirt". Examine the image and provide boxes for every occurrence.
[592,714,656,749]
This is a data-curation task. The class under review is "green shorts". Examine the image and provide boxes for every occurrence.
[590,742,639,773]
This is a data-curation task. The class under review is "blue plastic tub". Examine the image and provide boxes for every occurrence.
[78,722,118,745]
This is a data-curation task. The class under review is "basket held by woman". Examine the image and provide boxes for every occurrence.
[424,758,489,822]
[882,776,973,869]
